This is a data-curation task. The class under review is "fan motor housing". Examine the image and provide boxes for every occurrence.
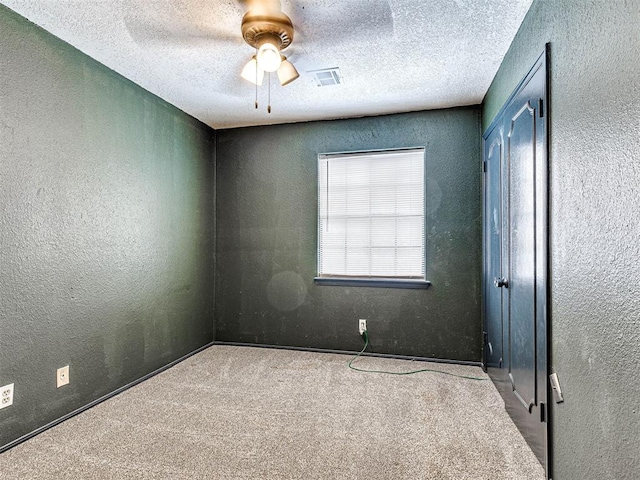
[241,10,294,50]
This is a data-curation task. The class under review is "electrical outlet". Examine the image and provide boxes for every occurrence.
[57,365,70,388]
[0,383,14,410]
[358,319,367,335]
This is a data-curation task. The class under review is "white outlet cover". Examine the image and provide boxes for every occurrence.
[57,365,70,388]
[0,383,14,409]
[359,319,367,334]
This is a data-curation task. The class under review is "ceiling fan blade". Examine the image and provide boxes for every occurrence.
[125,21,239,47]
[281,45,298,62]
[124,1,243,48]
[285,0,394,46]
[214,57,262,98]
[237,0,284,13]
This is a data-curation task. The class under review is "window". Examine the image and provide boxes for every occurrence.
[316,148,429,288]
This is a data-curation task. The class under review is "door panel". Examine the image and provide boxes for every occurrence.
[508,101,537,411]
[483,132,503,370]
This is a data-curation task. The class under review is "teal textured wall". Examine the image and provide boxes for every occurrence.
[484,1,640,478]
[216,108,483,361]
[0,5,215,449]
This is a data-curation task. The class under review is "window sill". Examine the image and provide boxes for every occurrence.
[314,277,432,289]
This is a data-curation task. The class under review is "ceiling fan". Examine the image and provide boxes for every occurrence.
[239,1,299,88]
[238,0,300,112]
[123,0,395,112]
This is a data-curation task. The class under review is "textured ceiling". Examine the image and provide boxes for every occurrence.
[1,0,533,129]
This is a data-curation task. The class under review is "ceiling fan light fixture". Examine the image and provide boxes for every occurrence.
[240,7,296,112]
[257,39,282,72]
[241,55,264,85]
[277,57,299,86]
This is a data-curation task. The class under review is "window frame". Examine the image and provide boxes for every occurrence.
[314,147,431,289]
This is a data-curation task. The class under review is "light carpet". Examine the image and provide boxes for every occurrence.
[0,345,544,479]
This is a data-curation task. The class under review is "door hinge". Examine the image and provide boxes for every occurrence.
[540,402,546,423]
[538,98,544,117]
[482,161,487,172]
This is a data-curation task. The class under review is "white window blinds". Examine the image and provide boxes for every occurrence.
[318,148,425,279]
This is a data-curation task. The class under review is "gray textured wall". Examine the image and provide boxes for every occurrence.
[0,5,215,449]
[216,108,482,361]
[483,1,640,478]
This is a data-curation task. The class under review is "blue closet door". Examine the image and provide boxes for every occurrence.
[483,128,504,372]
[483,49,548,474]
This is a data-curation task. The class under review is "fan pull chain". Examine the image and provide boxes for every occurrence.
[254,49,259,109]
[267,73,272,114]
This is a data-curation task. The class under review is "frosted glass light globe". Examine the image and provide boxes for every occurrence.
[257,42,282,72]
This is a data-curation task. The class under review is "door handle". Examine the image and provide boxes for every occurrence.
[494,277,509,288]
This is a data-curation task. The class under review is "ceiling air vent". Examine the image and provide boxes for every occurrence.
[308,67,342,87]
